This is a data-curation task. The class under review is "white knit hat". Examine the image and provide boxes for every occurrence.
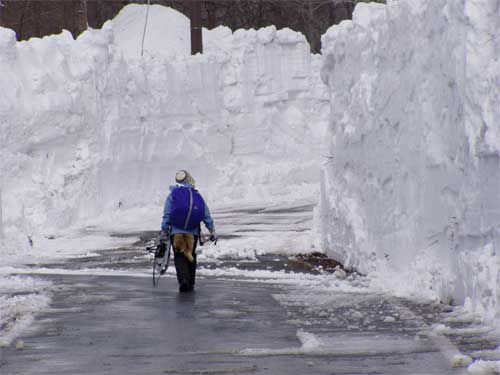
[175,170,195,185]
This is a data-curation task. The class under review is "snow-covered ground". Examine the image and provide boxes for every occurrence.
[319,0,500,370]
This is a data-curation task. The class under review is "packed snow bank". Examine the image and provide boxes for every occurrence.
[0,4,328,264]
[319,0,500,327]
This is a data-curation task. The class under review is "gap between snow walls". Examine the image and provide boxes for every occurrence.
[318,0,500,328]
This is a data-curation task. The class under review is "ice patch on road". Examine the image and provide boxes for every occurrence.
[433,323,494,337]
[0,266,152,279]
[1,264,366,293]
[209,308,242,319]
[239,330,432,357]
[197,267,369,292]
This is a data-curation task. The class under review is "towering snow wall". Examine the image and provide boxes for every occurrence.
[0,5,328,247]
[319,0,500,325]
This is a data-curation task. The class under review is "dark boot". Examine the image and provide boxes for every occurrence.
[179,282,191,293]
[174,251,194,292]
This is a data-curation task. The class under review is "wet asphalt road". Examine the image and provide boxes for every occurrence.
[0,204,488,374]
[0,250,469,375]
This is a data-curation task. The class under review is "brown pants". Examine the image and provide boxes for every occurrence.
[173,234,195,263]
[172,235,198,289]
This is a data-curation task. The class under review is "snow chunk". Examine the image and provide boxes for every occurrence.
[468,360,500,375]
[276,28,307,44]
[257,25,276,44]
[297,329,323,351]
[352,2,386,28]
[452,354,473,368]
[0,293,51,347]
[334,267,347,280]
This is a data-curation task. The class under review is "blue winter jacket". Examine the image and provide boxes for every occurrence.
[161,184,215,235]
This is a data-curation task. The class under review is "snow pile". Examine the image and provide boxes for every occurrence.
[0,5,328,263]
[112,4,191,59]
[0,275,52,346]
[319,0,500,329]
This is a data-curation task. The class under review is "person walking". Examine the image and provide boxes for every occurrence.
[160,170,216,292]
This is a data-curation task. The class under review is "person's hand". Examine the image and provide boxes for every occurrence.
[159,230,169,243]
[209,230,218,243]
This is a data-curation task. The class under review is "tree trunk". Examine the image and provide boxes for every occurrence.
[306,1,319,53]
[75,0,88,37]
[0,2,4,27]
[95,0,105,28]
[61,0,74,35]
[32,0,41,37]
[18,0,30,40]
[191,0,202,55]
[86,0,97,28]
[204,0,217,29]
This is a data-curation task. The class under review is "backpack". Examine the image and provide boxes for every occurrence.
[170,186,206,230]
